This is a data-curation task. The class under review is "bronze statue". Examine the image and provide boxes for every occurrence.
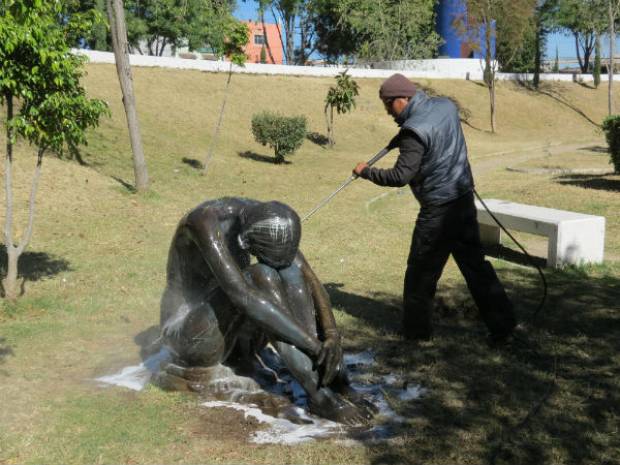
[158,197,373,425]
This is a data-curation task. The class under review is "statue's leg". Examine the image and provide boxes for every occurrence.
[160,286,234,366]
[158,285,247,392]
[246,263,373,425]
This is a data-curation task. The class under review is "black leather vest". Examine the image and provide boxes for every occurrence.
[398,91,474,206]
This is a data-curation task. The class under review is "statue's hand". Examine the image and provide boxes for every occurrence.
[317,333,343,386]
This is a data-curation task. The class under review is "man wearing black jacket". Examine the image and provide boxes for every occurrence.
[353,73,516,344]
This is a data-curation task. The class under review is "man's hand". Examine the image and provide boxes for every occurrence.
[316,333,343,386]
[353,162,368,177]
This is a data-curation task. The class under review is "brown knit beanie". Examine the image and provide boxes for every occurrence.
[379,73,416,99]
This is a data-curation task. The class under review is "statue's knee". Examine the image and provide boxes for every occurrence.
[277,262,306,289]
[245,263,281,288]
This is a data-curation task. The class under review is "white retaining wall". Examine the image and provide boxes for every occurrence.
[366,58,492,75]
[77,49,611,83]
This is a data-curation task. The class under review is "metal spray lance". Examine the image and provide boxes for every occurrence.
[302,146,392,222]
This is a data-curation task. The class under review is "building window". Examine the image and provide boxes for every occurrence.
[254,34,265,45]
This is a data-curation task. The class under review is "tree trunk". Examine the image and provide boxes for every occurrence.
[203,62,233,174]
[271,6,286,64]
[259,9,276,64]
[575,33,585,73]
[3,248,19,301]
[484,18,496,133]
[324,105,331,146]
[299,21,306,65]
[609,0,616,115]
[329,105,334,146]
[3,143,46,300]
[582,33,594,73]
[106,0,149,192]
[533,19,542,89]
[594,32,602,89]
[2,93,17,300]
[275,146,284,164]
[489,77,496,133]
[285,13,295,64]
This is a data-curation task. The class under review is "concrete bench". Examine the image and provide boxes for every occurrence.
[475,199,605,268]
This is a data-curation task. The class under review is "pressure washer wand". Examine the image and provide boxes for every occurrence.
[302,146,391,222]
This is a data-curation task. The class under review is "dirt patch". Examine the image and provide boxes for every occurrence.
[186,406,264,443]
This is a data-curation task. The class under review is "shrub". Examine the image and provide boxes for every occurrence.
[251,112,307,163]
[602,115,620,173]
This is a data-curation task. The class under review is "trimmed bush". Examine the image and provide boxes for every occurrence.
[251,111,307,163]
[602,115,620,174]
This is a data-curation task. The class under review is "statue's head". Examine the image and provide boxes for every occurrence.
[238,201,301,269]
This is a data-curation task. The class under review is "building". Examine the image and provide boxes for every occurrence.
[435,0,495,59]
[241,20,284,65]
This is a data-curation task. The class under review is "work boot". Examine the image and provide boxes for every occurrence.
[487,323,526,349]
[401,316,432,341]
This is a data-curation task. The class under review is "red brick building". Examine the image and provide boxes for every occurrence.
[242,20,284,64]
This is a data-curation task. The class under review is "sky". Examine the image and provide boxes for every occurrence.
[233,1,619,62]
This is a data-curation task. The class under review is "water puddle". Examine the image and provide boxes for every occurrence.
[96,347,426,444]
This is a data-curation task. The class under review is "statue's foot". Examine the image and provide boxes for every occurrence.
[154,362,217,393]
[309,388,376,426]
[154,362,260,395]
[342,389,380,417]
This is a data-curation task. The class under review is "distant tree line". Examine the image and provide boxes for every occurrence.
[62,0,442,63]
[61,0,620,74]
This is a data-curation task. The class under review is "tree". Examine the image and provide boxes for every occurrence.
[63,0,109,51]
[257,0,277,64]
[0,0,108,300]
[310,0,360,62]
[202,21,249,174]
[324,70,359,146]
[457,0,537,132]
[267,0,441,64]
[496,15,536,73]
[106,0,149,192]
[270,0,305,64]
[334,0,441,62]
[281,0,344,65]
[555,0,606,73]
[532,0,559,88]
[296,0,318,64]
[123,0,238,56]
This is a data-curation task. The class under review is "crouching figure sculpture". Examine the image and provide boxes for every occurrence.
[158,197,374,425]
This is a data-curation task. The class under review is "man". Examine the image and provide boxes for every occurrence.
[353,73,516,344]
[158,197,373,424]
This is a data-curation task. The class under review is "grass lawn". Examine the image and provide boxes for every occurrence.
[0,65,619,464]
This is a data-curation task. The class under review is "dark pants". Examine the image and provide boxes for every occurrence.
[403,192,516,339]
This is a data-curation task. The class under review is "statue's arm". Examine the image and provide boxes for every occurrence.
[298,252,339,337]
[185,206,322,358]
[299,252,343,385]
